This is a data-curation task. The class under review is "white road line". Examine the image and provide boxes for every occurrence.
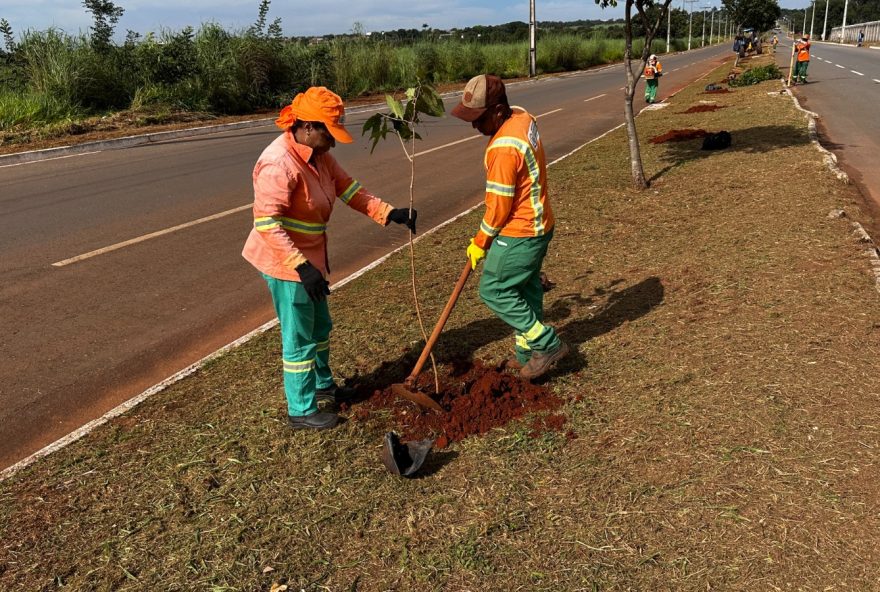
[584,94,607,102]
[52,204,252,267]
[536,108,563,118]
[874,79,880,83]
[851,70,864,76]
[414,134,481,157]
[416,107,561,158]
[836,64,845,68]
[0,151,102,169]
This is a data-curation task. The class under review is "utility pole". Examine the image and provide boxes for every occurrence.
[802,8,807,36]
[684,0,697,50]
[529,0,536,77]
[841,0,849,43]
[821,0,829,40]
[666,4,672,53]
[809,0,816,39]
[710,8,715,44]
[701,5,708,47]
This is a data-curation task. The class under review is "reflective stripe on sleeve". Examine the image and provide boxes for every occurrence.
[316,339,330,352]
[255,216,327,235]
[486,180,516,197]
[283,359,315,373]
[338,180,362,204]
[480,220,501,237]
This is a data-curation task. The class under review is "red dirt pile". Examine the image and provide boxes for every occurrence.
[649,129,708,144]
[680,104,726,114]
[359,360,566,448]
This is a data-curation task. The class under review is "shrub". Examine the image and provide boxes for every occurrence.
[729,63,782,86]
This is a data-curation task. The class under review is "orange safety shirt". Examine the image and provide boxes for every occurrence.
[644,61,662,80]
[796,41,811,61]
[242,131,392,282]
[473,108,555,250]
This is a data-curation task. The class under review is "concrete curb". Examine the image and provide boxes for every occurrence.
[783,81,880,295]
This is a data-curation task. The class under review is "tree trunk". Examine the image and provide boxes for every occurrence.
[624,0,649,189]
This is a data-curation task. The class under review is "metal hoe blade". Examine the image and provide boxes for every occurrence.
[391,383,444,413]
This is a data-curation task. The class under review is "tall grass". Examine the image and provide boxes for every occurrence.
[0,26,702,132]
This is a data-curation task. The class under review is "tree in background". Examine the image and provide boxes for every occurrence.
[0,18,14,54]
[82,0,125,52]
[722,0,780,32]
[597,0,673,189]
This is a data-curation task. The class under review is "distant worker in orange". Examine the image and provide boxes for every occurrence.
[644,54,663,104]
[451,74,570,380]
[242,87,417,431]
[793,34,811,84]
[771,34,779,53]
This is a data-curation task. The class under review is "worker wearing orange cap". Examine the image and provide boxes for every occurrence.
[243,86,417,431]
[793,34,811,84]
[451,74,570,380]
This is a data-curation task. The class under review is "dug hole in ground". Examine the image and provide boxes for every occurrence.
[2,53,880,590]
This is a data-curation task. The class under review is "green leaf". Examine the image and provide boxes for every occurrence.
[415,85,445,117]
[385,94,404,119]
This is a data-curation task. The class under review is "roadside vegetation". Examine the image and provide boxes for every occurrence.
[0,0,698,146]
[3,54,880,590]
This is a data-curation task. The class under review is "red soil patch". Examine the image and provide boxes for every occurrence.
[649,129,708,144]
[680,104,726,114]
[361,360,565,448]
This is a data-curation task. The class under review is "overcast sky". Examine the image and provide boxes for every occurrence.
[3,0,813,39]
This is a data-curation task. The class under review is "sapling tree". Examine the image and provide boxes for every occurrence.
[597,0,673,189]
[362,84,445,391]
[82,0,125,52]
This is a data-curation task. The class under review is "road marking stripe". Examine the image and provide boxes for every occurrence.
[836,64,845,68]
[52,204,253,267]
[0,151,102,169]
[874,79,880,83]
[584,94,607,102]
[415,108,561,158]
[851,70,864,76]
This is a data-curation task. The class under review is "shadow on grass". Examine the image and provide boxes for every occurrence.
[348,276,664,393]
[649,124,811,182]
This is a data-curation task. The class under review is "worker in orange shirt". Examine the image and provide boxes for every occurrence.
[242,87,417,430]
[644,54,663,104]
[451,74,570,380]
[793,34,811,84]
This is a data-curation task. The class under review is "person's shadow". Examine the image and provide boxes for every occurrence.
[347,275,664,391]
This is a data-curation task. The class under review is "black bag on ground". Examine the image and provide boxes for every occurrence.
[702,131,732,150]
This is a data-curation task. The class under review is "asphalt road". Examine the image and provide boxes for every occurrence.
[0,44,731,470]
[775,39,880,216]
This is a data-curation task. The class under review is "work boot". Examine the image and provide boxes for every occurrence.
[520,341,571,380]
[288,411,338,431]
[315,384,357,405]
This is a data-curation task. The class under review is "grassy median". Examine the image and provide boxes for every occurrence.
[2,55,880,591]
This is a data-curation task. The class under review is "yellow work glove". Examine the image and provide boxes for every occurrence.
[466,239,486,270]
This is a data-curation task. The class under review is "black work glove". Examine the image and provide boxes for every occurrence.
[296,262,330,302]
[387,207,418,234]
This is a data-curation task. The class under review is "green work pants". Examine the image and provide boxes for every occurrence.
[794,60,809,81]
[645,79,659,103]
[479,232,561,365]
[263,274,334,416]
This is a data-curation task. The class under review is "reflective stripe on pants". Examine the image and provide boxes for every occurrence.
[263,274,334,416]
[478,231,560,355]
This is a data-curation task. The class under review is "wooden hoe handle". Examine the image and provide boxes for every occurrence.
[406,260,473,383]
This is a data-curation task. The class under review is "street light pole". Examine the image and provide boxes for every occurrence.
[821,0,829,40]
[809,0,816,39]
[684,0,696,50]
[666,4,672,53]
[841,0,849,43]
[710,8,715,44]
[529,0,536,77]
[802,8,807,36]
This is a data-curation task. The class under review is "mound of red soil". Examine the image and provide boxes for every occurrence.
[361,360,566,448]
[650,129,708,144]
[680,104,726,114]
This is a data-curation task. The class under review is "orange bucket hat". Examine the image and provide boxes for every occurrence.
[275,86,353,144]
